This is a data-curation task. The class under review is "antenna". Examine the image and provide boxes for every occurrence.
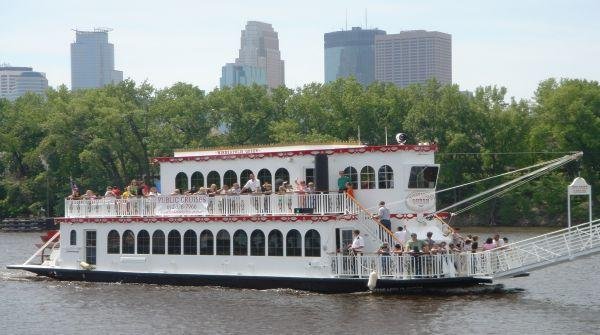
[364,9,368,29]
[345,9,348,30]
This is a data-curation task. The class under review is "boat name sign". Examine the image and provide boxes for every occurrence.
[155,195,209,215]
[405,191,435,212]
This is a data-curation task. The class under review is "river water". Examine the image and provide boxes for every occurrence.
[1,228,599,335]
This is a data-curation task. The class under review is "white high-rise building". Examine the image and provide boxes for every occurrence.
[221,21,285,89]
[375,30,451,87]
[70,28,123,90]
[0,66,48,101]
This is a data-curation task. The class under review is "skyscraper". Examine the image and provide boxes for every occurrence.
[324,27,386,86]
[375,30,452,87]
[0,66,48,101]
[220,21,285,89]
[70,28,123,90]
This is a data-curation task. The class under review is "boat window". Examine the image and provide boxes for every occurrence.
[85,230,97,265]
[167,230,181,255]
[240,169,253,186]
[122,230,135,254]
[343,166,358,189]
[223,170,238,188]
[191,172,204,189]
[216,230,231,255]
[378,165,394,189]
[304,229,321,257]
[408,166,439,189]
[233,230,248,256]
[107,230,120,254]
[175,172,188,193]
[360,166,376,189]
[199,230,214,255]
[183,230,197,255]
[152,230,165,254]
[286,230,302,256]
[268,230,284,256]
[69,229,77,246]
[250,230,265,256]
[257,169,272,187]
[137,230,150,254]
[274,168,289,189]
[207,171,221,188]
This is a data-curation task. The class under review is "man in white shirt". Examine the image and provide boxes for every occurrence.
[393,226,407,245]
[374,201,392,231]
[348,229,365,255]
[242,173,261,193]
[493,233,505,248]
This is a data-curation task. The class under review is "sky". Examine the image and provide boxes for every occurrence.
[1,0,599,100]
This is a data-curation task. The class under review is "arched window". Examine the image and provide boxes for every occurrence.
[152,230,165,254]
[107,230,120,254]
[183,230,197,255]
[274,168,289,189]
[378,165,394,189]
[240,169,253,187]
[286,229,302,257]
[207,171,221,188]
[69,230,77,246]
[257,168,272,187]
[223,170,238,187]
[343,166,358,189]
[216,230,230,255]
[191,172,204,189]
[250,230,265,256]
[268,230,283,256]
[304,229,321,257]
[199,230,214,255]
[168,230,181,255]
[233,230,248,256]
[137,230,150,254]
[175,172,188,192]
[122,230,135,254]
[360,166,376,189]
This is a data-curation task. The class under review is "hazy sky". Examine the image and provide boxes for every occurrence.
[2,0,599,100]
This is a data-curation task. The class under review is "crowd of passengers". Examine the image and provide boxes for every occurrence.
[65,173,352,200]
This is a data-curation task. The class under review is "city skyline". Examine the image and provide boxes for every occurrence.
[2,0,599,100]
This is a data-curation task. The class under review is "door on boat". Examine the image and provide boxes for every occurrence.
[335,228,354,255]
[85,230,97,265]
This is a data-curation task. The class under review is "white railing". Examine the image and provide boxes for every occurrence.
[64,193,359,218]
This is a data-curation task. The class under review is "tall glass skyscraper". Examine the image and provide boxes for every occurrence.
[70,28,123,90]
[221,21,285,89]
[0,66,48,100]
[324,27,386,86]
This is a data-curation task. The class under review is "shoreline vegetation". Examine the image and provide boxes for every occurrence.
[0,78,598,226]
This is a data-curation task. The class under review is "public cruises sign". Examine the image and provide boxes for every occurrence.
[568,177,591,195]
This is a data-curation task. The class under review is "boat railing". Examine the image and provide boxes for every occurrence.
[64,193,359,218]
[330,253,495,279]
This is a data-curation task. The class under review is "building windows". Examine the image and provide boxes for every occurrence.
[360,166,376,189]
[223,170,238,188]
[107,230,120,254]
[137,230,150,254]
[257,168,272,187]
[122,230,135,254]
[199,230,214,255]
[304,229,321,257]
[207,171,221,188]
[216,230,231,255]
[175,172,188,193]
[378,165,394,189]
[408,166,439,189]
[168,230,181,255]
[191,172,204,189]
[268,230,283,256]
[69,230,77,246]
[343,166,358,189]
[286,229,302,257]
[240,169,253,187]
[274,168,289,189]
[233,230,248,256]
[152,230,165,254]
[250,230,265,256]
[183,230,197,255]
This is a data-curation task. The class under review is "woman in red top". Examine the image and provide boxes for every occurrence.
[345,182,355,198]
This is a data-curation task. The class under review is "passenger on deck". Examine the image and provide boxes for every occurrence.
[374,201,392,231]
[471,235,479,252]
[337,171,350,194]
[169,188,180,196]
[208,184,218,196]
[425,231,435,248]
[104,186,115,198]
[345,182,355,199]
[67,190,81,200]
[392,243,403,255]
[393,226,407,245]
[493,233,505,248]
[482,238,495,251]
[347,229,365,255]
[406,233,425,254]
[218,184,229,195]
[262,183,272,195]
[242,173,261,193]
[82,190,97,200]
[229,183,242,195]
[463,239,473,252]
[148,186,160,196]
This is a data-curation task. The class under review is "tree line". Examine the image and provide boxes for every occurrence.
[0,78,597,226]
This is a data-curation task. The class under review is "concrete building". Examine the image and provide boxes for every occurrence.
[375,30,451,87]
[0,66,48,101]
[324,27,386,86]
[221,21,285,89]
[71,28,123,90]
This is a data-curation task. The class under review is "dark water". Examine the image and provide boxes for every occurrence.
[1,229,599,335]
